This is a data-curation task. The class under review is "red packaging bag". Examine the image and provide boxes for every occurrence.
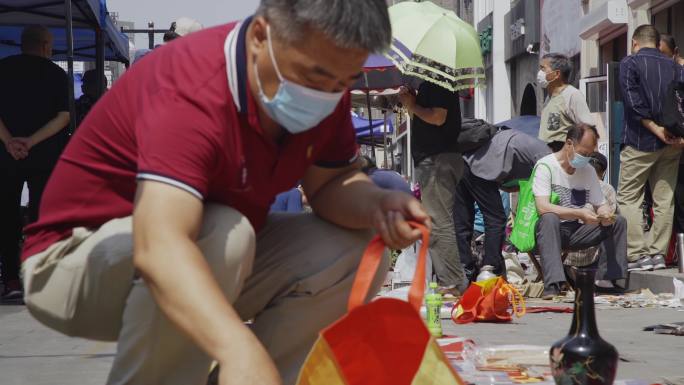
[296,223,465,385]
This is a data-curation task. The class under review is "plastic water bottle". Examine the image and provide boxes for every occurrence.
[425,282,443,337]
[476,265,497,282]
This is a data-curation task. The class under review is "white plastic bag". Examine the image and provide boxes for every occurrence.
[671,278,684,308]
[503,251,525,284]
[393,240,433,283]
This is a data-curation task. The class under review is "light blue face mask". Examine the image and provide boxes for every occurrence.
[254,26,344,134]
[570,144,591,169]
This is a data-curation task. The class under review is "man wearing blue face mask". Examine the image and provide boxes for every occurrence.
[531,124,628,299]
[18,1,430,385]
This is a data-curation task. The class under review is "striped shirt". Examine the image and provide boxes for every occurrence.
[619,47,684,152]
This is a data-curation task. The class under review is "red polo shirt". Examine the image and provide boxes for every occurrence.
[22,19,358,260]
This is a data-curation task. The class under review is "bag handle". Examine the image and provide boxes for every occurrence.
[498,283,526,319]
[348,221,430,313]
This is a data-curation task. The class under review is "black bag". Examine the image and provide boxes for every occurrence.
[662,61,684,138]
[456,118,498,153]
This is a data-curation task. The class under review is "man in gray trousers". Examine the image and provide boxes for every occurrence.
[532,124,628,299]
[399,81,466,295]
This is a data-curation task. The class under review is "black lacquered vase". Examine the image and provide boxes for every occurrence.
[550,268,618,385]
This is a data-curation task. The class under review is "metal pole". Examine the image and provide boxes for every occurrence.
[391,113,397,170]
[364,73,375,160]
[677,233,684,273]
[148,22,155,49]
[65,0,76,134]
[406,110,412,183]
[95,26,105,98]
[382,111,389,169]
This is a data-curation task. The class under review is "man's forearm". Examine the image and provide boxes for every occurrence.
[410,104,446,126]
[641,119,662,136]
[29,111,70,147]
[537,201,582,221]
[135,238,272,372]
[0,118,11,145]
[308,170,385,229]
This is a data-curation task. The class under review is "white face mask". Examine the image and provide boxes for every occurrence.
[537,69,550,89]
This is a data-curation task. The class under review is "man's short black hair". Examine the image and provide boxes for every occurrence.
[633,24,660,47]
[566,123,600,142]
[588,152,608,174]
[21,25,50,52]
[661,34,677,52]
[542,53,572,83]
[163,21,181,42]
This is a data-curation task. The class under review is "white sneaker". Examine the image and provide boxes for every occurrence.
[628,256,654,271]
[651,255,667,270]
[595,280,615,289]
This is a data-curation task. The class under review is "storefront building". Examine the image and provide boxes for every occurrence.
[474,0,544,124]
[473,0,515,124]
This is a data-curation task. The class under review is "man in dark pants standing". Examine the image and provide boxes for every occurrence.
[453,169,505,281]
[455,128,552,281]
[399,81,465,294]
[0,25,70,300]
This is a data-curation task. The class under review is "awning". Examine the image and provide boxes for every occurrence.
[0,0,129,62]
[579,0,628,40]
[352,112,394,139]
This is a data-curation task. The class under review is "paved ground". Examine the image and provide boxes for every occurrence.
[1,301,683,384]
[443,301,684,382]
[0,303,115,385]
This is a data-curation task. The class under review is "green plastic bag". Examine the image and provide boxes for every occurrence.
[509,164,559,252]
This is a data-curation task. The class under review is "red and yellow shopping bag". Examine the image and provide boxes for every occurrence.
[296,223,465,385]
[451,277,525,324]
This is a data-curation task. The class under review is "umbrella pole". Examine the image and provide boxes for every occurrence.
[406,110,413,183]
[382,111,389,169]
[364,73,374,160]
[65,0,76,134]
[391,113,397,170]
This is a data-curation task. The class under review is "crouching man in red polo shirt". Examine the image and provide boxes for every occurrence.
[19,2,427,385]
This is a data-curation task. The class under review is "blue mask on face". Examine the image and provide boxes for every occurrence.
[570,144,591,169]
[254,26,344,134]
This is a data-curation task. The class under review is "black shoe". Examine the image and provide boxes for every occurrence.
[463,265,479,283]
[595,285,625,295]
[542,283,561,300]
[1,279,23,301]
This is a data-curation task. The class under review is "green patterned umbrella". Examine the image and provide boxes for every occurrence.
[387,0,485,92]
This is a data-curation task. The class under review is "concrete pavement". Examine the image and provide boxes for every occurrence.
[628,267,684,294]
[1,300,683,383]
[0,304,115,385]
[443,301,684,382]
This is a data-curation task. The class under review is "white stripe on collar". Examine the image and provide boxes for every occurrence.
[224,20,243,112]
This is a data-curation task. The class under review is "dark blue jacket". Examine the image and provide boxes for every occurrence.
[619,47,684,152]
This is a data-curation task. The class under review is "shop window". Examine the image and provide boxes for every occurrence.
[652,8,669,35]
[599,33,627,76]
[667,2,684,51]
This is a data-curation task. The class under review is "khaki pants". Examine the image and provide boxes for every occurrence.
[617,145,682,261]
[22,205,386,385]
